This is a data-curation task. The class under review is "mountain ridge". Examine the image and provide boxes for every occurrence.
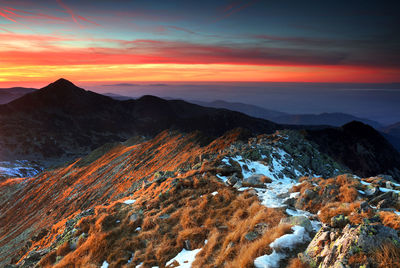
[0,79,399,179]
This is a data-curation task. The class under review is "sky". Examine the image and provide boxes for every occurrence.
[0,0,399,86]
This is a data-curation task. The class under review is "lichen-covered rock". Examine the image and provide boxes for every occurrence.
[330,214,349,228]
[300,223,400,268]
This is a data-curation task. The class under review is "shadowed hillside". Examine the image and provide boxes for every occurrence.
[0,79,399,180]
[1,129,400,267]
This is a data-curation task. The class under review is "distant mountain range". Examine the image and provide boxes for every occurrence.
[0,78,399,178]
[190,100,383,129]
[189,100,400,152]
[2,88,389,129]
[0,87,36,104]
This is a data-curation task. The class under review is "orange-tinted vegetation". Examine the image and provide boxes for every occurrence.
[372,242,400,268]
[36,173,288,267]
[0,129,293,267]
[379,211,400,230]
[293,175,400,230]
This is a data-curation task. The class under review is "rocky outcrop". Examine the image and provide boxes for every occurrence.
[300,221,400,267]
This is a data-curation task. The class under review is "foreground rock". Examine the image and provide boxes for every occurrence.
[300,221,400,267]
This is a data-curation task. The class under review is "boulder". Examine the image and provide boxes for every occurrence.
[369,191,396,205]
[364,186,380,196]
[300,223,400,268]
[280,216,313,233]
[303,189,317,199]
[242,174,270,187]
[226,175,238,186]
[244,231,259,241]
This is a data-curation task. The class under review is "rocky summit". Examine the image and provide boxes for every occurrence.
[1,127,399,268]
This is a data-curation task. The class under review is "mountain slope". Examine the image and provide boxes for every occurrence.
[1,129,399,267]
[305,121,400,178]
[0,79,279,164]
[0,129,344,266]
[0,87,36,104]
[0,79,399,179]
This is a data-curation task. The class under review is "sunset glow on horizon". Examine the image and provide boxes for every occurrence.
[0,0,399,87]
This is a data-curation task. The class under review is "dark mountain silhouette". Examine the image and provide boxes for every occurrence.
[0,79,279,163]
[189,100,383,128]
[305,121,400,178]
[0,79,399,179]
[0,87,36,104]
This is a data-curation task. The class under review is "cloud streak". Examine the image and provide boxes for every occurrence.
[0,33,399,69]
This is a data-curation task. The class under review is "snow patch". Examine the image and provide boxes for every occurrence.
[166,248,202,268]
[101,261,109,268]
[0,160,42,179]
[254,226,311,268]
[270,226,310,249]
[123,199,136,204]
[379,187,400,194]
[216,174,228,183]
[254,251,283,268]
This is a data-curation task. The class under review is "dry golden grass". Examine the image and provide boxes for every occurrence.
[372,242,400,268]
[41,173,289,268]
[222,224,292,268]
[318,202,361,224]
[379,211,400,230]
[287,257,310,268]
[56,241,72,256]
[348,252,368,266]
[293,175,370,224]
[37,250,56,267]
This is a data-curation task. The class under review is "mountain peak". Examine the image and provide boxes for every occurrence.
[51,78,76,87]
[41,78,85,95]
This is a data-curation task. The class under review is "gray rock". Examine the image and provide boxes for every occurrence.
[280,216,313,233]
[233,180,242,189]
[302,223,400,268]
[244,231,259,241]
[283,197,296,207]
[226,175,238,186]
[369,191,395,205]
[184,240,191,250]
[243,174,269,187]
[364,186,380,196]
